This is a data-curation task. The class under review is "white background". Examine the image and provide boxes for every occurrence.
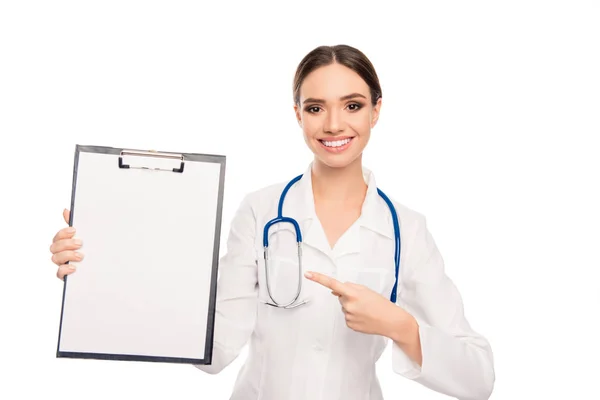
[1,1,598,399]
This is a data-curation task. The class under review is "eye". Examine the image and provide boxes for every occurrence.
[305,106,321,114]
[347,103,363,111]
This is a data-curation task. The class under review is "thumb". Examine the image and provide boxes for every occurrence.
[63,208,70,224]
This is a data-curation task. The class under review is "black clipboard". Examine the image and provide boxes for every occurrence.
[56,145,225,365]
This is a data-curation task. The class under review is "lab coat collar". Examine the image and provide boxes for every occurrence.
[285,163,395,256]
[360,168,396,240]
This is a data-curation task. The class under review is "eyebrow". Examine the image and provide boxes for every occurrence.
[302,93,367,104]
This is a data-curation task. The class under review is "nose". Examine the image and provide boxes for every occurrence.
[323,109,344,134]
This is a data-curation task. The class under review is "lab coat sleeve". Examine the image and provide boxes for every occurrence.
[194,194,259,374]
[392,214,495,400]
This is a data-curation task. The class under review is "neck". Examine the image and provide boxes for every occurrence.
[311,157,367,205]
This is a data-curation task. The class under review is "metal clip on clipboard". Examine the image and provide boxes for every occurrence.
[118,149,185,173]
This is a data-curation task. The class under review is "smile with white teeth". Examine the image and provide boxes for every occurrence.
[320,138,352,147]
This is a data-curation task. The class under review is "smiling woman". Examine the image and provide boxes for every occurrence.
[293,47,382,169]
[49,44,495,400]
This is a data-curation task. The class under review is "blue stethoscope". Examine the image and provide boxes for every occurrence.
[262,174,401,309]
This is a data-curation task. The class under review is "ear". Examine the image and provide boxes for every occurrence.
[371,97,382,128]
[293,103,302,126]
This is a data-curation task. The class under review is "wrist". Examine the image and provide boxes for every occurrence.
[384,306,418,345]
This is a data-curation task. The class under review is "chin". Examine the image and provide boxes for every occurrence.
[314,152,362,170]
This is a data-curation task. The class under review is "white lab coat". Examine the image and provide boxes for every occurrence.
[195,164,495,400]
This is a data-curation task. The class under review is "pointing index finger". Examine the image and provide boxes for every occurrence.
[305,271,349,295]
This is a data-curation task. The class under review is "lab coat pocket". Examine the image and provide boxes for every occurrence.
[256,223,313,308]
[257,254,305,306]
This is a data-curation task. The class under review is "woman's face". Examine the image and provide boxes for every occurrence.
[294,62,382,169]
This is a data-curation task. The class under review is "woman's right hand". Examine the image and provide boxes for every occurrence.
[50,209,84,281]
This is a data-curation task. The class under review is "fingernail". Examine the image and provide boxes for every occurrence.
[304,272,313,279]
[74,252,83,260]
[68,264,77,270]
[67,227,75,233]
[73,238,82,246]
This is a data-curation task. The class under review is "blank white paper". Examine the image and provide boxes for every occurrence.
[58,148,223,361]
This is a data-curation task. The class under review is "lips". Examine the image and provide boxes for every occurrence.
[317,136,355,153]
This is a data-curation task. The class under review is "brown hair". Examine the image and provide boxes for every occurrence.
[293,44,382,106]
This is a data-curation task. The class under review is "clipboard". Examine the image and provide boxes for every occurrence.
[56,145,226,365]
